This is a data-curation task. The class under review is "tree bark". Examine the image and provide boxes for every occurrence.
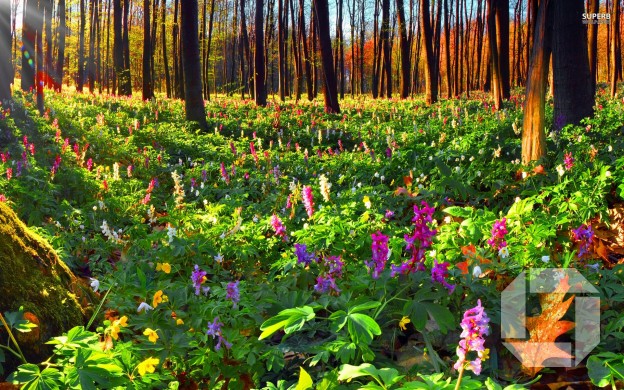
[162,0,171,97]
[487,0,502,108]
[255,0,267,105]
[314,0,340,112]
[78,0,86,92]
[611,0,620,97]
[396,0,410,98]
[522,0,552,164]
[381,0,391,97]
[588,0,598,96]
[553,0,593,126]
[299,0,313,100]
[420,0,438,104]
[142,0,153,100]
[113,0,122,94]
[55,0,67,91]
[180,0,207,129]
[0,0,11,101]
[21,0,36,92]
[495,0,510,98]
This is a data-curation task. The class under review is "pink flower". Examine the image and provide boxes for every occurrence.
[564,152,574,171]
[487,218,507,252]
[302,186,314,218]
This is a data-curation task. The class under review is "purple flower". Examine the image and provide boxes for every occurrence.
[454,300,490,376]
[393,201,436,275]
[206,317,232,351]
[314,274,340,294]
[230,142,237,156]
[431,259,455,294]
[191,265,207,296]
[366,231,389,279]
[487,218,507,252]
[302,186,314,218]
[384,210,395,220]
[286,194,292,209]
[314,255,344,294]
[564,152,574,171]
[226,280,240,305]
[572,224,594,258]
[294,243,316,266]
[271,214,287,240]
[220,162,230,184]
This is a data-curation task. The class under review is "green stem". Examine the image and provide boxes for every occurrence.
[87,286,113,329]
[0,311,27,364]
[454,364,465,390]
[0,344,24,360]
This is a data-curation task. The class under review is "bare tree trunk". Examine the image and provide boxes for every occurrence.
[420,0,437,104]
[278,0,286,100]
[180,0,207,129]
[487,0,502,108]
[162,0,171,97]
[522,0,552,164]
[120,0,131,95]
[495,0,510,99]
[172,0,180,98]
[381,0,391,97]
[255,0,267,105]
[298,0,313,100]
[396,0,410,98]
[611,0,621,97]
[142,0,153,100]
[314,0,340,112]
[113,0,122,94]
[56,0,66,91]
[371,0,380,98]
[78,0,85,91]
[588,0,598,95]
[0,0,11,101]
[43,0,52,89]
[475,0,484,90]
[35,0,44,113]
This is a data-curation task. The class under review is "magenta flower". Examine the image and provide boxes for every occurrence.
[86,158,93,171]
[487,218,507,252]
[564,152,574,171]
[454,299,490,376]
[392,201,436,276]
[314,255,344,294]
[431,259,455,294]
[572,224,594,258]
[191,265,207,296]
[366,231,389,279]
[302,186,314,218]
[220,162,230,184]
[271,214,287,239]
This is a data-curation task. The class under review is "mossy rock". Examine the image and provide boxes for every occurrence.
[0,202,96,375]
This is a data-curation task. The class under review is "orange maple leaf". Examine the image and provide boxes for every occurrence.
[511,276,576,376]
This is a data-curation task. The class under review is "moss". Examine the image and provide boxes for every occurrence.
[0,202,95,374]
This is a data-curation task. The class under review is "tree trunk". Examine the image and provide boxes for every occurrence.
[314,0,340,112]
[487,0,502,108]
[180,0,207,129]
[0,0,11,101]
[142,0,153,100]
[120,0,132,95]
[611,0,620,98]
[553,0,593,126]
[420,0,438,104]
[113,0,122,94]
[172,0,180,98]
[381,0,391,98]
[255,0,267,105]
[35,0,44,114]
[21,0,36,92]
[78,0,85,92]
[43,0,52,89]
[56,0,67,91]
[299,0,313,101]
[522,0,552,164]
[87,0,97,93]
[162,0,171,97]
[495,0,510,99]
[205,0,216,100]
[588,0,598,96]
[396,0,410,98]
[278,0,286,100]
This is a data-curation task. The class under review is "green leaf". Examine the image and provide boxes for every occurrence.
[347,313,381,344]
[295,367,313,390]
[587,356,611,387]
[259,306,316,340]
[9,364,64,390]
[443,206,473,218]
[421,302,455,334]
[348,301,381,314]
[66,349,123,390]
[485,378,503,390]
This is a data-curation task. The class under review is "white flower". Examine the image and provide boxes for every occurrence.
[137,302,154,313]
[214,253,224,263]
[541,255,550,263]
[499,246,509,259]
[608,145,613,152]
[219,233,226,239]
[606,171,611,177]
[472,266,482,278]
[167,226,177,243]
[430,250,437,258]
[89,278,100,292]
[556,164,565,177]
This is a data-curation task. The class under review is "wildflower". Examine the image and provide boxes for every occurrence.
[564,152,574,170]
[271,214,287,239]
[393,201,437,275]
[143,328,159,343]
[363,196,371,209]
[319,174,331,202]
[314,255,343,294]
[226,281,240,305]
[155,262,171,274]
[487,218,507,252]
[366,231,389,279]
[302,186,314,218]
[541,255,550,263]
[191,265,207,296]
[384,210,395,220]
[206,317,232,351]
[137,357,159,376]
[137,302,154,313]
[498,246,509,259]
[220,162,230,184]
[176,318,184,325]
[109,316,128,340]
[314,274,340,294]
[214,253,224,263]
[399,316,411,331]
[431,259,455,294]
[556,164,565,177]
[88,277,100,292]
[294,243,316,266]
[472,265,482,278]
[167,226,177,243]
[152,290,168,308]
[572,224,594,258]
[171,170,185,206]
[454,300,490,376]
[0,194,6,202]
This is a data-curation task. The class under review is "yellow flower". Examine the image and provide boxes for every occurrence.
[363,196,371,209]
[176,318,184,325]
[479,348,490,361]
[152,290,168,308]
[109,315,129,340]
[156,262,171,274]
[399,316,411,331]
[143,328,159,343]
[137,357,159,376]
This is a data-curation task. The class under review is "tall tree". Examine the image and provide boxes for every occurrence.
[0,0,11,101]
[205,0,216,100]
[34,0,43,113]
[396,0,410,98]
[495,0,510,98]
[610,0,621,98]
[180,0,207,129]
[55,0,66,91]
[162,0,171,97]
[121,0,132,95]
[487,0,502,107]
[77,0,85,91]
[143,0,153,100]
[255,0,267,105]
[420,0,438,104]
[587,0,598,96]
[521,0,552,164]
[380,0,391,97]
[299,0,313,101]
[113,0,123,94]
[240,0,252,98]
[314,0,340,112]
[21,0,36,92]
[553,0,593,126]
